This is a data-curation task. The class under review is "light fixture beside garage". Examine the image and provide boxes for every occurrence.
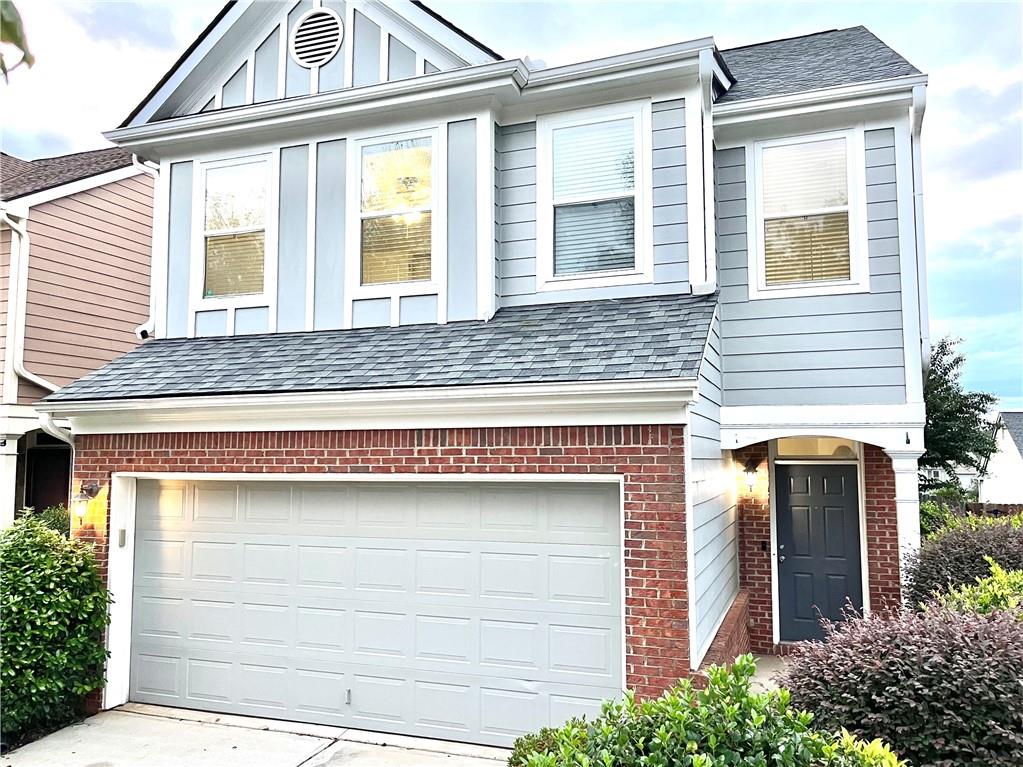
[71,481,100,518]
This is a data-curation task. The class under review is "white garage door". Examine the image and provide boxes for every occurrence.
[130,479,622,746]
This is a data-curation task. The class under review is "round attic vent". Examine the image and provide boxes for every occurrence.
[289,8,344,68]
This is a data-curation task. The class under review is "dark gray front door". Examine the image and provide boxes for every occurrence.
[776,464,862,641]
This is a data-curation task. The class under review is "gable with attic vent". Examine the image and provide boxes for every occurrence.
[131,0,499,126]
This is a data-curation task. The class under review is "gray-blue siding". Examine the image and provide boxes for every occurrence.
[162,123,476,337]
[495,99,689,307]
[689,311,739,662]
[715,128,906,407]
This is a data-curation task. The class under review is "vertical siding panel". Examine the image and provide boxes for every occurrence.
[277,145,310,332]
[284,1,313,98]
[221,62,247,108]
[447,119,477,322]
[166,161,193,338]
[387,36,416,81]
[313,139,345,330]
[317,0,347,92]
[252,27,280,103]
[352,11,381,87]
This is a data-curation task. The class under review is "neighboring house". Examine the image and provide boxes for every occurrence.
[0,149,154,524]
[38,2,929,747]
[979,411,1023,503]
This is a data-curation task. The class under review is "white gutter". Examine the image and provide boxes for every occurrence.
[910,84,931,373]
[131,154,160,340]
[0,207,73,445]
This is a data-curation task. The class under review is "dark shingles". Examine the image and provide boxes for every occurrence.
[1,147,134,201]
[45,293,717,403]
[718,26,920,103]
[1001,412,1023,454]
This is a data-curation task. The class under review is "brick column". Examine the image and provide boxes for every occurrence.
[735,442,772,653]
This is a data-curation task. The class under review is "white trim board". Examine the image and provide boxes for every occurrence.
[40,378,698,434]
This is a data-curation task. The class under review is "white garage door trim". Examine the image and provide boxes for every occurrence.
[104,472,626,732]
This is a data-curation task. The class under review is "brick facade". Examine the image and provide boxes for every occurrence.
[736,442,902,653]
[72,425,689,698]
[697,590,751,674]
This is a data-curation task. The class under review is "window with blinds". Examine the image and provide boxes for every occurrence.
[203,161,267,297]
[551,117,636,276]
[359,137,432,286]
[760,137,851,286]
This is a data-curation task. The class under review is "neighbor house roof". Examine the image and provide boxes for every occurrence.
[1001,411,1023,454]
[0,147,134,201]
[717,26,920,103]
[45,293,717,403]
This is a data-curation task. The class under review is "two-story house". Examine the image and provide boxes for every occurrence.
[0,148,154,524]
[38,1,929,747]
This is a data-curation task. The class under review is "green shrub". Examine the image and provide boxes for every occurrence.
[905,512,1023,605]
[919,500,955,537]
[509,654,903,767]
[779,608,1023,767]
[938,558,1023,614]
[0,518,111,744]
[29,505,70,537]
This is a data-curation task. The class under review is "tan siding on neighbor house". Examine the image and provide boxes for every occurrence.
[17,174,153,404]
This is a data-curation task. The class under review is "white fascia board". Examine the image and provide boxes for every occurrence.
[720,403,926,452]
[8,166,143,209]
[104,61,528,156]
[713,74,929,126]
[39,379,698,435]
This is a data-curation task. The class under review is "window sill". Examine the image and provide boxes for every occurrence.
[536,268,652,293]
[747,280,870,301]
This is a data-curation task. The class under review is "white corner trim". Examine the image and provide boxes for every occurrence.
[103,474,137,709]
[9,166,144,209]
[40,379,698,434]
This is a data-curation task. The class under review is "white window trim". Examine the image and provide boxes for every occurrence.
[344,126,446,324]
[535,100,653,292]
[188,152,279,336]
[747,127,868,301]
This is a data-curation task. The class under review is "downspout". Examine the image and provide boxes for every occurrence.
[0,207,73,445]
[910,85,930,373]
[132,154,160,340]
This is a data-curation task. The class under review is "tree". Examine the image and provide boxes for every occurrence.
[1,0,32,82]
[921,337,997,489]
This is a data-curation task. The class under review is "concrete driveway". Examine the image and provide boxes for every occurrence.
[3,704,508,767]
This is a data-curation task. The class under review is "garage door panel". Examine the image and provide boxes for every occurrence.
[132,479,623,747]
[137,481,620,547]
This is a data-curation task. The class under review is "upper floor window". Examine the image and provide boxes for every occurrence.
[536,102,652,291]
[749,130,868,300]
[203,159,268,298]
[359,136,433,286]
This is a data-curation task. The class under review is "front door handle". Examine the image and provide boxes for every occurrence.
[779,555,786,562]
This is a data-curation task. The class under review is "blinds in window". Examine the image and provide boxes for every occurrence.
[361,213,432,285]
[761,137,851,287]
[553,118,635,198]
[550,117,636,276]
[554,199,635,275]
[204,232,265,297]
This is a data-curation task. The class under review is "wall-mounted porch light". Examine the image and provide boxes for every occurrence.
[71,481,100,519]
[743,457,761,493]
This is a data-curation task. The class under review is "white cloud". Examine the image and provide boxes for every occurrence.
[0,0,214,157]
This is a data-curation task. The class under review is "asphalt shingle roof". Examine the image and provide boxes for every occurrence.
[45,293,717,403]
[0,147,134,201]
[718,26,920,103]
[1001,412,1023,454]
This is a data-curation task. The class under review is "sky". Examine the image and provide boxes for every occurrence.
[1,0,1021,408]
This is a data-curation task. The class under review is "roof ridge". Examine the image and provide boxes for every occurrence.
[722,25,861,52]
